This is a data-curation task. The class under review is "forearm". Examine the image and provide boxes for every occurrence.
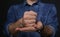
[8,18,23,34]
[41,25,55,37]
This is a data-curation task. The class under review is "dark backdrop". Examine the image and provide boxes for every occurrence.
[0,0,60,37]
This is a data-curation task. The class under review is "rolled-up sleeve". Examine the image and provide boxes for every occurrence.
[4,6,16,36]
[46,5,58,37]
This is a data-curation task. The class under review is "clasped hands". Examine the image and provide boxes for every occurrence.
[8,10,43,34]
[15,10,43,32]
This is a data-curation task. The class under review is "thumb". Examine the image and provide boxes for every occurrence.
[15,28,21,31]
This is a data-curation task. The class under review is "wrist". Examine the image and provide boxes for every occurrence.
[34,23,43,32]
[16,18,23,24]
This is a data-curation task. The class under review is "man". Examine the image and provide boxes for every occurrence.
[4,0,58,37]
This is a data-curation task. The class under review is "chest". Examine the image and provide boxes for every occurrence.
[15,5,50,21]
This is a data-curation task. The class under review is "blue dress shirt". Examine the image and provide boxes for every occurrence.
[4,0,58,37]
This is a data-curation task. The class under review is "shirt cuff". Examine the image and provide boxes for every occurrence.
[6,23,13,36]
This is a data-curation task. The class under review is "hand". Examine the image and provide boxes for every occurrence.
[23,10,37,27]
[23,11,37,20]
[8,18,24,34]
[15,26,37,32]
[15,21,43,32]
[34,21,43,30]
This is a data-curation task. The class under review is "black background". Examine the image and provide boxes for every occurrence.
[0,0,60,37]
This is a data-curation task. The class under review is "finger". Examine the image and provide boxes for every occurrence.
[18,27,36,32]
[29,10,37,16]
[23,15,30,18]
[15,28,21,31]
[24,11,29,15]
[24,20,36,24]
[15,28,29,31]
[15,28,19,30]
[33,24,37,27]
[24,13,37,17]
[23,15,36,19]
[24,23,35,27]
[24,11,37,16]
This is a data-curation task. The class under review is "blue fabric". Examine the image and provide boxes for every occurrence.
[4,0,58,37]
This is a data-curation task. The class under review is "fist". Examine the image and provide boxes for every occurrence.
[23,10,37,27]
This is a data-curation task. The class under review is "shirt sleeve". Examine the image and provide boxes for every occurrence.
[46,5,58,33]
[4,6,16,36]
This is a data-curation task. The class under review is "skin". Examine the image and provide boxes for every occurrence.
[23,11,37,27]
[26,0,37,5]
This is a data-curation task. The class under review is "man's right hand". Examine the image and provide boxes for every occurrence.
[8,18,23,35]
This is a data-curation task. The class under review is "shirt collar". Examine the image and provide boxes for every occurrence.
[23,0,39,6]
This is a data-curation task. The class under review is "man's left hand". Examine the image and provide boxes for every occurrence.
[15,27,36,32]
[15,21,43,32]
